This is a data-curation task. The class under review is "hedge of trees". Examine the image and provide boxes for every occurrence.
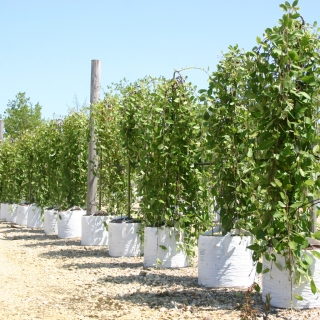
[1,0,320,292]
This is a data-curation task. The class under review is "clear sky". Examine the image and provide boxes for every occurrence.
[1,0,320,119]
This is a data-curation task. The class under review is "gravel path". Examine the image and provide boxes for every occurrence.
[1,221,320,320]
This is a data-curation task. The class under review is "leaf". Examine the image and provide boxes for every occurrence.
[311,279,317,294]
[300,92,311,100]
[289,50,299,61]
[159,245,167,251]
[299,168,306,177]
[258,137,275,150]
[256,261,263,273]
[275,262,283,271]
[247,148,253,158]
[274,178,282,187]
[278,201,287,208]
[262,268,270,274]
[292,0,299,6]
[304,253,314,265]
[293,294,303,301]
[254,283,261,292]
[305,180,315,186]
[300,75,315,83]
[311,250,320,259]
[156,258,163,266]
[290,202,302,209]
[313,145,319,153]
[312,231,320,240]
[247,244,261,251]
[279,4,287,11]
[289,241,297,250]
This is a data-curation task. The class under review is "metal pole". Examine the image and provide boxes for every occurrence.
[86,60,101,215]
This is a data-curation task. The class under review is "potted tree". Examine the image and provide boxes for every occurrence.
[100,83,143,257]
[56,111,88,239]
[199,45,257,287]
[81,95,127,246]
[119,76,211,267]
[244,1,320,308]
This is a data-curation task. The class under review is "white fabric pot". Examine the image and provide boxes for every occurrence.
[0,203,8,221]
[44,209,58,235]
[262,251,320,308]
[16,205,29,226]
[144,227,189,268]
[81,215,114,246]
[108,222,142,257]
[57,209,85,239]
[6,204,18,223]
[198,234,256,287]
[27,205,43,228]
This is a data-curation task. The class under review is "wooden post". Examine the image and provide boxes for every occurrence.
[86,60,101,215]
[0,120,3,141]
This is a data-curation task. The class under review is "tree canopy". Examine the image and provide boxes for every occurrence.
[3,92,43,138]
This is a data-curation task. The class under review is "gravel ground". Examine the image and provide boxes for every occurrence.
[1,221,320,320]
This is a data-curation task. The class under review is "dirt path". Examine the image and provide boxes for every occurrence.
[1,222,320,320]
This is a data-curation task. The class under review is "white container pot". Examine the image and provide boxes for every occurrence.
[0,203,8,221]
[44,209,58,235]
[262,250,320,308]
[57,209,85,239]
[108,221,142,257]
[198,233,256,287]
[27,205,43,229]
[144,227,189,268]
[16,204,30,226]
[6,204,18,223]
[81,215,114,246]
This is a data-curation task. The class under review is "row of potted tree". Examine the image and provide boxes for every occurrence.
[1,0,320,309]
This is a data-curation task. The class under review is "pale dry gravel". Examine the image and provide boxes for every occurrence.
[0,222,320,320]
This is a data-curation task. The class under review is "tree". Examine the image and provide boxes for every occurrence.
[3,92,43,138]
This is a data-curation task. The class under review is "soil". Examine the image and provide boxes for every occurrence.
[1,221,320,320]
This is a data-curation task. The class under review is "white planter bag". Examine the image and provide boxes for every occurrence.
[57,209,85,239]
[16,205,30,226]
[144,227,189,268]
[108,221,142,257]
[6,204,18,223]
[198,233,256,287]
[262,249,320,308]
[44,209,58,235]
[27,205,43,228]
[0,203,8,221]
[81,215,114,246]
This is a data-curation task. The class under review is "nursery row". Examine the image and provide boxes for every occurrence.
[1,201,320,310]
[1,0,320,308]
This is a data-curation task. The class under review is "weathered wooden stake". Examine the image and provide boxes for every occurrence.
[0,120,4,141]
[86,60,101,215]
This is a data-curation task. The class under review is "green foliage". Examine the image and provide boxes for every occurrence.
[246,0,320,282]
[205,0,320,293]
[0,111,88,210]
[93,92,128,216]
[118,76,212,255]
[3,92,43,138]
[204,45,257,234]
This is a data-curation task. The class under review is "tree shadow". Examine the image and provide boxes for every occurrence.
[61,260,143,270]
[37,246,141,261]
[92,280,264,314]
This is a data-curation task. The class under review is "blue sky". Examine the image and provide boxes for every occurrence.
[1,0,320,119]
